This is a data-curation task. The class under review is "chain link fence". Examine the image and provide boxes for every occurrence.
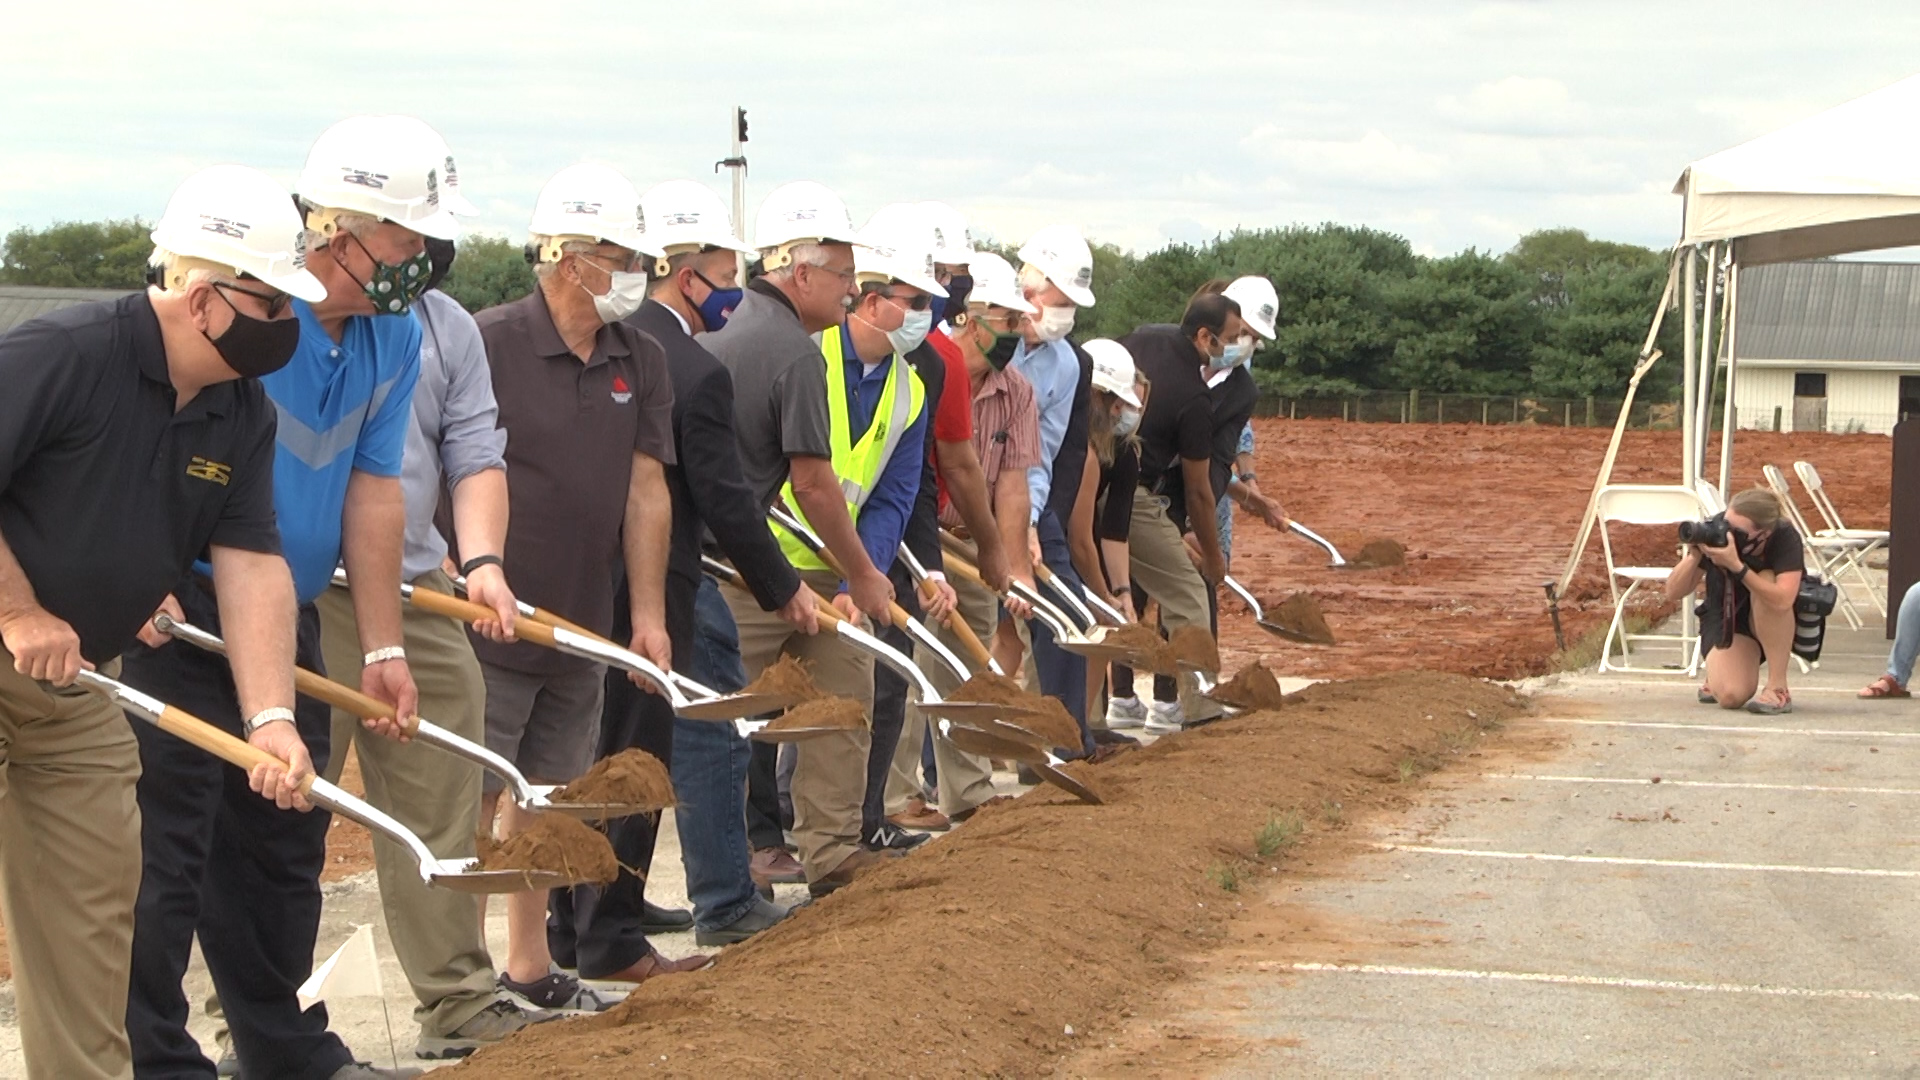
[1252,390,1681,429]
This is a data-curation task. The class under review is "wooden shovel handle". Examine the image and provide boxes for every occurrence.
[406,587,558,648]
[293,669,420,736]
[154,705,315,794]
[918,576,993,670]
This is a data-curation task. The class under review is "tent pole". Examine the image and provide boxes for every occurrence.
[1717,255,1741,494]
[1553,250,1681,598]
[1693,242,1721,485]
[1681,247,1698,485]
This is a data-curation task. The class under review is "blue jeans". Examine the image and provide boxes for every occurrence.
[1888,581,1920,685]
[669,576,759,931]
[1031,510,1094,756]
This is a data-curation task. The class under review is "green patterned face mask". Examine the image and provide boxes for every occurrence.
[344,232,432,315]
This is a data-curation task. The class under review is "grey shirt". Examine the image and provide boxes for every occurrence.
[403,289,507,580]
[700,279,833,508]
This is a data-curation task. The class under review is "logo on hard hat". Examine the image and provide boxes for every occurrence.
[635,204,646,232]
[198,215,248,240]
[932,226,947,248]
[444,156,459,187]
[562,201,604,216]
[341,169,389,190]
[425,168,440,208]
[1073,266,1092,289]
[662,211,701,227]
[292,230,308,269]
[1260,302,1276,323]
[784,209,818,224]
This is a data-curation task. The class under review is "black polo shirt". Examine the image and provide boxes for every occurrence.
[0,293,281,663]
[1207,365,1259,503]
[472,290,676,675]
[1123,324,1216,509]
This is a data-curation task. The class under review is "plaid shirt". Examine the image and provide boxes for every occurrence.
[940,364,1041,529]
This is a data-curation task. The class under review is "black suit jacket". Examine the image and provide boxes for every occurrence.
[626,300,801,612]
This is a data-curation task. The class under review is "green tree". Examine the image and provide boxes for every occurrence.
[1218,225,1419,394]
[1386,249,1544,394]
[0,219,153,288]
[439,235,537,313]
[1505,228,1678,399]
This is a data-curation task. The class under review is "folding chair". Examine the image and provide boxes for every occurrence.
[1793,460,1888,617]
[1760,464,1865,631]
[1595,485,1709,675]
[1696,480,1727,514]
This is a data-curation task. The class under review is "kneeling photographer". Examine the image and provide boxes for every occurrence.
[1663,489,1805,714]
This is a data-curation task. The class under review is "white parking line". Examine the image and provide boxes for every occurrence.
[1378,844,1920,878]
[1485,774,1920,797]
[1581,679,1861,695]
[1536,717,1920,739]
[1285,963,1920,1003]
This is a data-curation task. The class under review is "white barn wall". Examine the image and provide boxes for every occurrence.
[1827,369,1901,434]
[1733,366,1794,431]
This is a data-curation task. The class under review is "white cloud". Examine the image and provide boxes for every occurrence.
[1241,126,1448,188]
[1436,76,1582,136]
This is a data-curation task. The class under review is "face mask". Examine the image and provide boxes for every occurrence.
[942,274,973,315]
[887,308,933,355]
[985,331,1020,371]
[1213,336,1254,369]
[342,233,431,315]
[1033,304,1075,342]
[206,289,301,378]
[689,270,743,332]
[584,268,649,323]
[424,237,457,294]
[1113,406,1142,438]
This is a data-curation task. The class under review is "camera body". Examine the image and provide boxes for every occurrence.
[1677,515,1731,547]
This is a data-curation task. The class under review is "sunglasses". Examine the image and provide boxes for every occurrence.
[214,279,292,319]
[879,290,933,311]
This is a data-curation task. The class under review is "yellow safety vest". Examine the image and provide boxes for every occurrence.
[774,325,926,572]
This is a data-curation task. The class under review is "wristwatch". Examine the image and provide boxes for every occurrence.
[460,554,504,576]
[244,707,295,737]
[364,645,407,666]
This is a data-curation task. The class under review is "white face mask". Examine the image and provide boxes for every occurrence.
[1114,406,1142,438]
[1033,304,1076,342]
[887,308,933,355]
[586,269,649,324]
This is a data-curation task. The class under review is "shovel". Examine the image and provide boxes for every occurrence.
[78,670,581,893]
[152,615,660,821]
[1290,522,1349,568]
[443,577,811,725]
[1223,576,1336,645]
[929,538,1168,671]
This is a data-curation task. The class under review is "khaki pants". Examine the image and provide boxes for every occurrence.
[316,571,497,1036]
[724,570,874,881]
[0,651,139,1080]
[886,573,998,817]
[1128,489,1221,721]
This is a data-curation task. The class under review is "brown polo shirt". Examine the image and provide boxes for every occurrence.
[472,290,675,674]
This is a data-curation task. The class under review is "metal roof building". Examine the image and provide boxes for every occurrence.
[0,285,135,335]
[1732,260,1920,434]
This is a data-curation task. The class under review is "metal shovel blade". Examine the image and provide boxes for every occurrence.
[746,724,862,744]
[424,859,574,894]
[1030,761,1104,805]
[943,723,1048,764]
[1290,522,1349,567]
[525,783,667,822]
[1259,618,1335,646]
[677,691,807,721]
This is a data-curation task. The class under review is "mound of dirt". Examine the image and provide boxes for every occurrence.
[1269,592,1335,645]
[1348,538,1406,569]
[461,671,1528,1078]
[1209,660,1287,710]
[551,749,674,810]
[739,654,827,701]
[1169,625,1221,672]
[1096,622,1178,674]
[762,695,867,734]
[948,671,1082,749]
[474,814,616,884]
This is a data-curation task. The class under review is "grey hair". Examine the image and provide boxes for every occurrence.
[532,237,600,281]
[1017,263,1050,295]
[301,208,380,253]
[764,241,831,283]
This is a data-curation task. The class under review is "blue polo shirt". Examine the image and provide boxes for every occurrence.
[834,322,925,580]
[255,300,421,602]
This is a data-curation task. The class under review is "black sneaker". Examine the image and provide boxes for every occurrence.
[863,822,930,852]
[639,899,693,934]
[497,968,620,1012]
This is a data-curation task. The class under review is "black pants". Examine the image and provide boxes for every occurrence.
[548,574,691,978]
[121,576,350,1080]
[1116,580,1221,705]
[863,615,915,838]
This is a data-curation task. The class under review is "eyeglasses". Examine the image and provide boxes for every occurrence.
[214,280,292,319]
[879,290,933,311]
[577,250,645,274]
[808,263,857,283]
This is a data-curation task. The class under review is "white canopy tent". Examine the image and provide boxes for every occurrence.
[1558,73,1920,600]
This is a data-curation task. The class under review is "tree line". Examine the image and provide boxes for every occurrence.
[3,219,1676,400]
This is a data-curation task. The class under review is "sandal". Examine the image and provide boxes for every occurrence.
[1744,689,1793,716]
[1859,675,1911,700]
[1697,686,1716,705]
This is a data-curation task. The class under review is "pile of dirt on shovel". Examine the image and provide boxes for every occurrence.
[1169,624,1221,672]
[1270,592,1336,644]
[474,814,617,884]
[461,670,1529,1079]
[1096,621,1179,673]
[1347,537,1407,569]
[550,749,674,810]
[737,654,827,700]
[761,695,867,735]
[1209,659,1288,710]
[948,670,1082,749]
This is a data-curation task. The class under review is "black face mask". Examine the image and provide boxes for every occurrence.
[941,273,974,318]
[424,237,457,294]
[207,289,301,378]
[985,332,1020,372]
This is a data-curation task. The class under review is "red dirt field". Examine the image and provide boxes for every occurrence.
[1218,419,1891,680]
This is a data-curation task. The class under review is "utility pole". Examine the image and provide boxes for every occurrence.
[715,106,748,244]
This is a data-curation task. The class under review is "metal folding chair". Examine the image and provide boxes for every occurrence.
[1761,464,1868,631]
[1794,460,1888,617]
[1595,485,1710,676]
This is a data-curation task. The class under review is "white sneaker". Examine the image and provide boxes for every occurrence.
[1104,696,1147,729]
[1144,700,1185,735]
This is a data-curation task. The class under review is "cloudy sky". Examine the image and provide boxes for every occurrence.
[6,1,1919,259]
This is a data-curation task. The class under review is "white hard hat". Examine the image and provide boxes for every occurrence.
[1222,275,1279,340]
[1016,223,1096,308]
[855,213,947,298]
[296,115,460,241]
[638,179,756,263]
[379,116,477,216]
[917,201,974,266]
[753,180,862,268]
[962,252,1035,315]
[527,163,661,261]
[150,165,327,302]
[1084,339,1144,409]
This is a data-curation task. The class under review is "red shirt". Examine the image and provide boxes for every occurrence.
[927,327,972,514]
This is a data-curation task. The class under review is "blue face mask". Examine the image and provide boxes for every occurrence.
[929,273,973,326]
[691,269,744,332]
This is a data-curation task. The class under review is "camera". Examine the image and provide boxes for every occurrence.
[1677,516,1730,547]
